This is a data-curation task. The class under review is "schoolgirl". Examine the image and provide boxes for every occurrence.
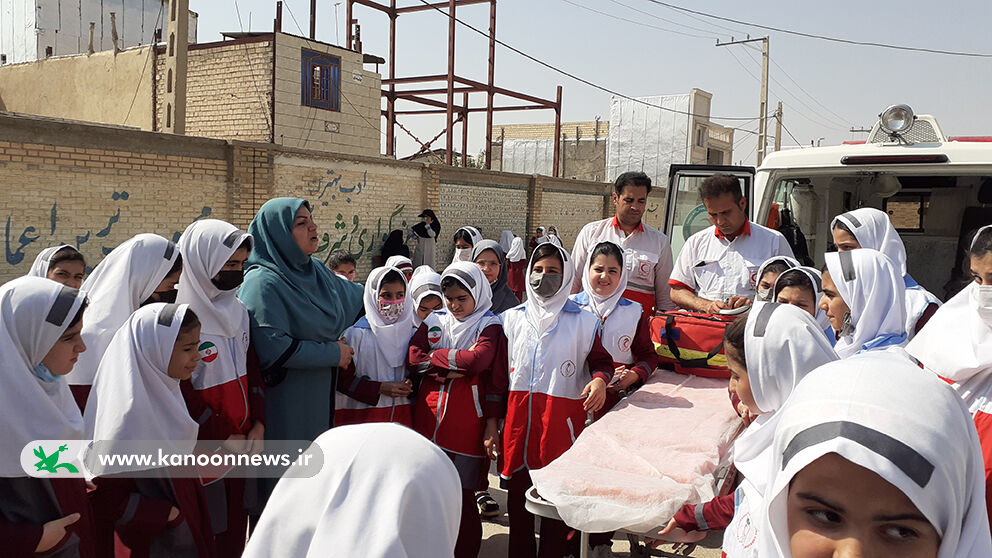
[452,226,483,263]
[385,254,415,280]
[335,266,415,428]
[907,224,992,531]
[756,353,991,557]
[821,249,907,358]
[84,303,214,558]
[772,266,834,344]
[499,230,515,253]
[409,265,444,328]
[500,242,614,558]
[0,277,93,558]
[659,303,838,557]
[411,209,441,269]
[408,262,507,558]
[831,207,941,339]
[175,219,264,558]
[754,255,799,301]
[28,244,87,288]
[67,233,181,411]
[506,236,528,301]
[471,239,520,314]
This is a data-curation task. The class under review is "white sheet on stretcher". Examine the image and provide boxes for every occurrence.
[529,369,742,534]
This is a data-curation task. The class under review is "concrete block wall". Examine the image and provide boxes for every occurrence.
[538,183,611,250]
[155,39,274,142]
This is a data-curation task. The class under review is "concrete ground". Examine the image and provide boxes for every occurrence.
[479,466,723,558]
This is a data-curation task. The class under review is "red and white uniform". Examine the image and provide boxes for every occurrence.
[571,217,676,316]
[907,281,992,531]
[670,222,793,302]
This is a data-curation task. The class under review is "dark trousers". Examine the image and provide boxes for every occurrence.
[506,469,570,558]
[456,489,483,558]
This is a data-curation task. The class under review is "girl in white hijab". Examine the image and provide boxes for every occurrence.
[907,224,992,534]
[452,226,483,263]
[756,352,992,558]
[409,265,443,328]
[832,207,942,339]
[175,219,261,558]
[242,423,462,558]
[499,230,516,253]
[773,266,834,344]
[821,249,907,358]
[27,244,87,288]
[0,277,93,558]
[385,255,415,280]
[754,255,799,302]
[84,302,214,558]
[335,266,415,427]
[499,243,615,557]
[66,233,181,410]
[505,236,528,301]
[656,303,838,555]
[408,261,505,558]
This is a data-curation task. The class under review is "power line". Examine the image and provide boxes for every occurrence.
[123,3,164,123]
[603,0,721,38]
[412,0,758,121]
[234,0,273,131]
[642,0,992,58]
[767,56,852,125]
[779,118,804,147]
[562,0,714,39]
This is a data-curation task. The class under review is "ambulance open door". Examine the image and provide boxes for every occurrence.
[664,165,755,261]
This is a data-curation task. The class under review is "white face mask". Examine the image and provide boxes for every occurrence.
[756,288,772,302]
[454,248,472,262]
[973,284,992,318]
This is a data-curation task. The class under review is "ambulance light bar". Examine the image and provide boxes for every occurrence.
[840,154,949,165]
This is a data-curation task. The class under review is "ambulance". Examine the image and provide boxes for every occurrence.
[663,104,992,299]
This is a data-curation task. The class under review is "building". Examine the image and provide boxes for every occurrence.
[495,89,733,184]
[0,30,382,157]
[0,0,197,64]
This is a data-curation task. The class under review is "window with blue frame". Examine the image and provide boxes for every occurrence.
[301,48,340,111]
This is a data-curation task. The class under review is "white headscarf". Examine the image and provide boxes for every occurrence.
[525,242,575,334]
[455,226,483,246]
[907,281,992,384]
[756,256,799,284]
[757,353,992,558]
[84,303,199,475]
[0,278,87,476]
[832,207,908,275]
[363,266,415,368]
[824,249,907,358]
[733,302,838,493]
[242,423,461,558]
[773,266,832,334]
[68,234,179,386]
[580,241,630,319]
[438,262,494,349]
[409,266,442,328]
[499,230,515,253]
[385,255,414,275]
[27,244,80,278]
[506,237,526,263]
[176,220,252,338]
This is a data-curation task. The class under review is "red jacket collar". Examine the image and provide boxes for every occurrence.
[611,216,644,233]
[714,221,751,239]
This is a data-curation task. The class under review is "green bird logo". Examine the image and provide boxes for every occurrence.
[33,444,79,474]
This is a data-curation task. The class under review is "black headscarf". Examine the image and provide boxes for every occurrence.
[471,240,519,314]
[412,209,441,238]
[380,229,410,260]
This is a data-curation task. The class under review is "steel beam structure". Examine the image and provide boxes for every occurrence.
[347,0,562,173]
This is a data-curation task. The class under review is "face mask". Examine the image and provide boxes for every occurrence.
[141,289,178,307]
[32,363,60,383]
[973,285,992,317]
[529,272,563,298]
[839,310,856,338]
[454,248,472,262]
[211,270,245,291]
[756,288,772,302]
[378,298,406,324]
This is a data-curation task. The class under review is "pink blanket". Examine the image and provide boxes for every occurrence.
[529,369,742,533]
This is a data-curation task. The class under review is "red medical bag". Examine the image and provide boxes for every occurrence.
[650,311,740,379]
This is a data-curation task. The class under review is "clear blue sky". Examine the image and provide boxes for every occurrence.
[191,0,992,163]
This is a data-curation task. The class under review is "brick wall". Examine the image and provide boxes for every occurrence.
[0,112,610,284]
[155,39,274,142]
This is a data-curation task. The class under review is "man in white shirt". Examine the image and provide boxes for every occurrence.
[669,174,794,314]
[571,172,676,316]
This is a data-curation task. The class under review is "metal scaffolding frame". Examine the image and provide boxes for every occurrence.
[345,0,562,174]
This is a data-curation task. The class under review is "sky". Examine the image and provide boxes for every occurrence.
[190,0,992,164]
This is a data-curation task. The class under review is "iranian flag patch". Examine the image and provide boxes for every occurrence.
[427,326,442,345]
[199,341,219,363]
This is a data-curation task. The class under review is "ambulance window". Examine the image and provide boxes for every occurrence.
[883,192,930,233]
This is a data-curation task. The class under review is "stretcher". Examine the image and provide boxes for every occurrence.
[528,369,743,558]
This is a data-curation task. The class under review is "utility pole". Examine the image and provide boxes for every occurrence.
[716,35,769,166]
[774,101,782,152]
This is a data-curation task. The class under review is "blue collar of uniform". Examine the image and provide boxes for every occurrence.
[562,299,582,313]
[571,291,631,307]
[859,332,907,353]
[903,274,920,289]
[354,316,371,329]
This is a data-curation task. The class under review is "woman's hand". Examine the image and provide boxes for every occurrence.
[222,434,248,454]
[737,401,756,427]
[615,368,639,390]
[380,380,414,398]
[483,418,500,460]
[581,377,607,412]
[246,422,265,454]
[36,513,80,553]
[168,507,181,522]
[337,338,355,368]
[646,518,707,547]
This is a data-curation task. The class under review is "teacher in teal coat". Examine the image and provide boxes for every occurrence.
[239,198,363,447]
